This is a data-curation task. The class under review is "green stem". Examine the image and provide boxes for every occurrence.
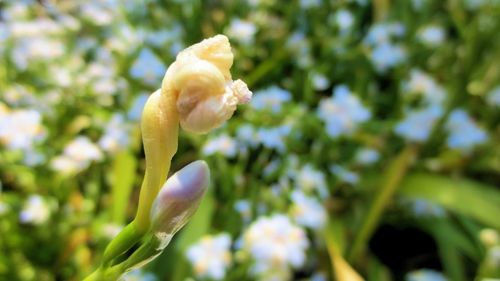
[348,145,418,262]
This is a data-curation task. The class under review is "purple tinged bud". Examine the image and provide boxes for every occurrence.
[150,160,210,249]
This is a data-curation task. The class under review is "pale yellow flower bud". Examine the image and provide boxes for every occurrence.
[164,35,252,134]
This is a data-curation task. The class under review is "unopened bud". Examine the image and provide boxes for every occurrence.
[150,160,210,249]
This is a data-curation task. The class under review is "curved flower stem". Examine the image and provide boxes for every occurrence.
[100,88,179,270]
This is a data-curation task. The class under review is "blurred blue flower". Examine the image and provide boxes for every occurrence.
[405,269,448,281]
[330,165,359,184]
[129,48,166,86]
[487,86,500,106]
[251,86,292,113]
[98,113,133,154]
[446,109,487,151]
[257,125,291,152]
[290,190,327,230]
[294,164,328,198]
[418,25,446,47]
[395,105,443,142]
[128,93,149,121]
[202,134,238,157]
[317,85,371,138]
[369,42,407,72]
[355,148,380,165]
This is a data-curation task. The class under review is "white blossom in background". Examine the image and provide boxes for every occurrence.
[355,148,380,165]
[331,165,359,184]
[405,269,448,281]
[251,86,292,113]
[19,195,50,225]
[445,109,488,151]
[129,48,166,86]
[226,18,257,45]
[0,107,46,151]
[98,114,133,154]
[317,85,371,138]
[418,25,446,47]
[80,2,114,26]
[395,105,443,142]
[403,69,446,105]
[120,269,157,281]
[242,214,309,280]
[487,86,500,106]
[51,136,103,174]
[290,191,327,230]
[202,134,238,158]
[186,233,232,280]
[11,37,65,70]
[294,164,329,198]
[101,223,124,240]
[0,200,8,216]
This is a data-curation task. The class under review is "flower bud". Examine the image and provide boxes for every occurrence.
[150,160,210,249]
[165,35,252,134]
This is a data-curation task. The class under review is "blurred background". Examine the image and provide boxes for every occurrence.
[1,0,500,280]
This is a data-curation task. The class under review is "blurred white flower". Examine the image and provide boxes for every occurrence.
[120,269,157,281]
[80,2,114,26]
[19,195,50,225]
[317,85,371,137]
[0,107,46,151]
[226,19,257,45]
[487,86,500,106]
[446,109,487,151]
[242,214,309,279]
[202,134,238,157]
[98,114,132,153]
[51,136,103,174]
[129,48,166,86]
[403,69,446,105]
[294,164,328,198]
[405,269,448,281]
[290,191,327,230]
[418,25,446,47]
[257,125,291,152]
[251,86,292,113]
[101,223,124,240]
[0,200,8,216]
[355,148,380,165]
[331,165,359,184]
[186,233,232,280]
[11,37,65,70]
[395,105,443,142]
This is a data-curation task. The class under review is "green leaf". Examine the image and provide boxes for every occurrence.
[399,173,500,230]
[111,150,137,224]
